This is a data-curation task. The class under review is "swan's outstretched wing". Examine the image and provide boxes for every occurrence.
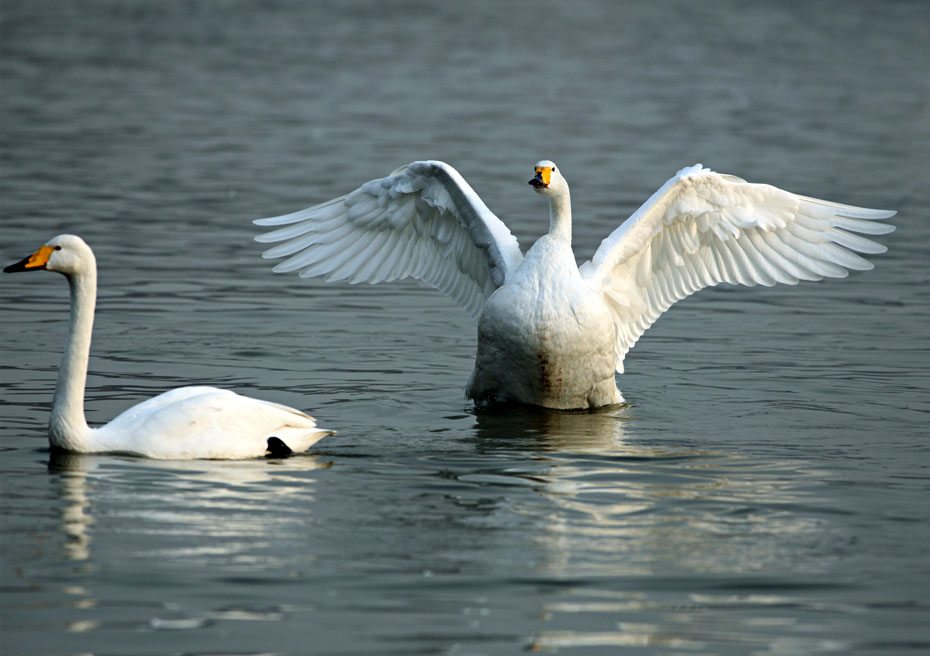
[255,161,523,320]
[579,164,896,373]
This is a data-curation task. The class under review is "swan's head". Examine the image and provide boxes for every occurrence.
[4,234,95,277]
[529,160,567,197]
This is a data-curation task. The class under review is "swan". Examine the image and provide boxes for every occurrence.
[4,234,334,459]
[255,161,895,410]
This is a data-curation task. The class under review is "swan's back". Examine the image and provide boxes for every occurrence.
[91,386,328,459]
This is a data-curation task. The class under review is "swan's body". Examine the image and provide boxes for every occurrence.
[467,234,621,408]
[4,235,333,459]
[255,160,895,409]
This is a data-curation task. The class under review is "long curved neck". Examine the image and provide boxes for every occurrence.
[50,268,96,450]
[548,187,572,243]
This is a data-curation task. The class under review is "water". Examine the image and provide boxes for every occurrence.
[1,1,928,654]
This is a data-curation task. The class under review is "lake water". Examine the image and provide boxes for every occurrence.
[1,1,928,654]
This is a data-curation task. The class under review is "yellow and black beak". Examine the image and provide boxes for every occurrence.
[529,166,552,189]
[4,245,56,273]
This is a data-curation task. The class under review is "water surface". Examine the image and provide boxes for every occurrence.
[2,1,928,654]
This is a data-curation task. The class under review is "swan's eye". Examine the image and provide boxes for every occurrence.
[54,246,61,251]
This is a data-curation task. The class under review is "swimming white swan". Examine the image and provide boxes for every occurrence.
[255,161,895,409]
[4,235,334,459]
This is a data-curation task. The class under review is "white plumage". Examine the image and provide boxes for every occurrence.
[257,162,522,320]
[256,160,895,409]
[4,235,333,459]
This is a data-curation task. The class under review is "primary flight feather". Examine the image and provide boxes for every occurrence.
[255,161,894,409]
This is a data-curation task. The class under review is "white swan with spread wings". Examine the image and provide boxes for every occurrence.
[255,160,894,409]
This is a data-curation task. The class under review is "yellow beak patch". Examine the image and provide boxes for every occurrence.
[25,245,56,269]
[534,166,552,186]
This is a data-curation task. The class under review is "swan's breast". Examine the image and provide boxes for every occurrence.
[486,236,612,342]
[473,236,616,402]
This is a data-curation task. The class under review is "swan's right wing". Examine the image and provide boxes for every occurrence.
[255,161,523,320]
[580,165,896,373]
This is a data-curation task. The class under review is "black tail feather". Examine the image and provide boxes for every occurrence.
[265,437,293,458]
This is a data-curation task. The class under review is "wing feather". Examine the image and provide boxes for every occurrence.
[581,165,895,372]
[255,161,523,320]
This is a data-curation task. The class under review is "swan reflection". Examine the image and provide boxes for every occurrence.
[473,403,638,453]
[49,452,96,563]
[49,450,326,565]
[472,406,829,651]
[47,450,327,634]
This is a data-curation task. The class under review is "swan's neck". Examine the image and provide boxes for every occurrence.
[548,188,572,243]
[50,269,95,450]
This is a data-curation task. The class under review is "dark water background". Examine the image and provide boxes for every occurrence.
[1,1,928,654]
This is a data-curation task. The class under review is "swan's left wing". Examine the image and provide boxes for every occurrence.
[254,161,523,320]
[579,164,896,373]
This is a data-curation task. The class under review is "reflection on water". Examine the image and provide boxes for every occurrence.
[8,397,922,654]
[473,403,636,453]
[37,411,861,653]
[469,407,860,652]
[43,451,328,640]
[51,456,95,564]
[48,450,328,562]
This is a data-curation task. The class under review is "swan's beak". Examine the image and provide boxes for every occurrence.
[529,166,551,189]
[4,245,55,273]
